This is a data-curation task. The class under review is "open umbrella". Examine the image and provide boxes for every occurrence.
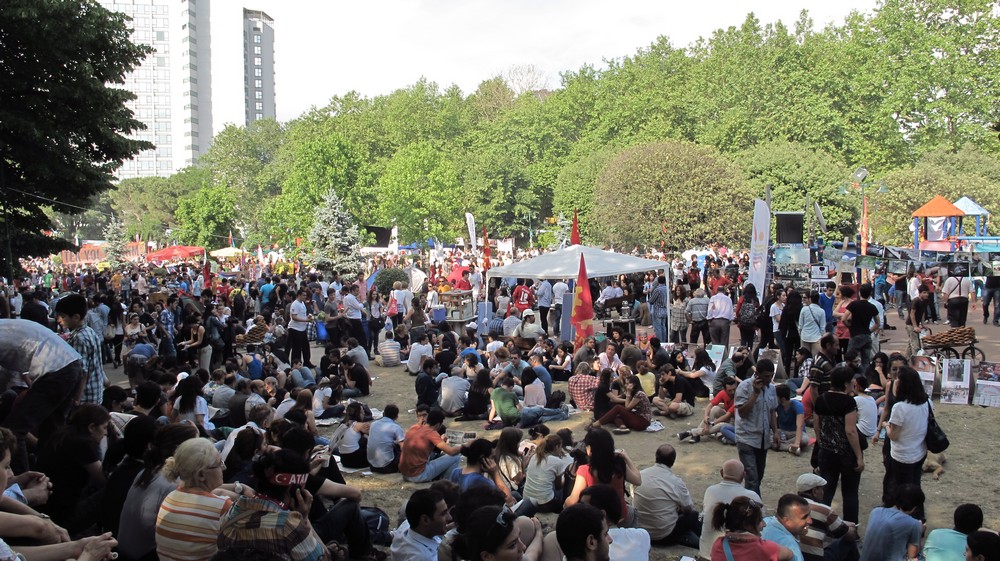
[446,266,469,285]
[145,245,205,262]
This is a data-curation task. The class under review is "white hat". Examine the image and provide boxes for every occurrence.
[522,309,535,318]
[796,473,827,493]
[466,321,478,330]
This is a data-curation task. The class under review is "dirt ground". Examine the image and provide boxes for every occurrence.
[316,320,1000,561]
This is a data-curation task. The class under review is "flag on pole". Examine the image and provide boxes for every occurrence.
[571,253,595,351]
[571,209,581,245]
[860,195,869,258]
[257,244,264,265]
[228,230,234,247]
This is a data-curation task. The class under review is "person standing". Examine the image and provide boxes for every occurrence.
[342,284,368,353]
[982,270,1000,327]
[812,367,864,523]
[941,270,972,328]
[686,288,710,346]
[647,276,669,343]
[904,285,930,358]
[287,289,313,368]
[535,278,553,335]
[884,367,930,520]
[707,286,734,348]
[798,291,826,358]
[734,358,779,497]
[551,278,569,337]
[842,284,879,373]
[54,294,107,406]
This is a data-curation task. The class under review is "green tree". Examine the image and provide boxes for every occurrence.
[308,189,362,276]
[376,141,464,243]
[593,141,752,250]
[461,146,535,239]
[103,217,127,269]
[109,167,208,242]
[551,147,617,243]
[0,0,153,276]
[732,141,855,240]
[174,184,237,249]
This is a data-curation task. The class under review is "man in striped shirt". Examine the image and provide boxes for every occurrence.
[55,294,107,404]
[795,473,859,561]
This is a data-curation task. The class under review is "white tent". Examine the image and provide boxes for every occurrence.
[485,245,667,280]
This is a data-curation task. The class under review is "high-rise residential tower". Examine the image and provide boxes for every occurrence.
[98,0,213,178]
[243,8,275,126]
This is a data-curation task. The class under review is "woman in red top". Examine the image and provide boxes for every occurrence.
[710,496,794,561]
[563,428,641,525]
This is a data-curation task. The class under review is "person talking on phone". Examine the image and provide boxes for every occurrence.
[734,358,780,497]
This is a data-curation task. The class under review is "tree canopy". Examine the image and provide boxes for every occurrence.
[1,0,152,274]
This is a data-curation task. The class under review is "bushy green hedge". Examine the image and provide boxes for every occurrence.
[373,267,408,296]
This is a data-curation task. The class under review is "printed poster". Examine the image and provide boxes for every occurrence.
[918,370,936,400]
[911,355,936,397]
[940,358,972,405]
[774,247,810,265]
[973,362,1000,408]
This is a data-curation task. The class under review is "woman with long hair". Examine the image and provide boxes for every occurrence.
[592,368,624,421]
[108,296,126,368]
[335,401,370,469]
[288,388,321,436]
[366,287,385,356]
[171,375,214,434]
[669,283,690,344]
[885,366,930,519]
[710,496,793,560]
[563,428,641,525]
[833,285,855,358]
[118,423,199,561]
[548,342,573,382]
[494,427,527,496]
[459,368,492,421]
[786,347,813,396]
[522,434,572,513]
[37,404,111,533]
[177,311,206,366]
[734,282,760,349]
[590,375,652,433]
[780,290,803,374]
[679,347,717,398]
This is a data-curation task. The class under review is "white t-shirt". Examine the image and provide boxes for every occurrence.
[173,395,215,432]
[523,455,573,504]
[312,386,334,416]
[888,401,929,463]
[407,342,434,373]
[770,302,783,332]
[288,299,309,331]
[0,319,80,380]
[854,395,879,438]
[552,282,569,304]
[608,528,651,560]
[439,376,471,413]
[700,481,763,559]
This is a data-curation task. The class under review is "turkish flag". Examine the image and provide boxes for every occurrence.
[482,226,491,270]
[571,209,581,245]
[571,254,595,351]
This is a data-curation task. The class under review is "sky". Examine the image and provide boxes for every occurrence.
[208,0,881,132]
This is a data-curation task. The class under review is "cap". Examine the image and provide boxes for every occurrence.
[522,309,535,318]
[466,321,478,329]
[796,473,827,493]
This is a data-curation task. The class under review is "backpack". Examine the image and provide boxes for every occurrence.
[360,506,392,546]
[546,390,567,409]
[755,298,773,329]
[737,299,758,326]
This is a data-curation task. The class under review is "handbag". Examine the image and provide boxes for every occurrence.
[722,537,736,561]
[104,324,116,340]
[925,404,949,453]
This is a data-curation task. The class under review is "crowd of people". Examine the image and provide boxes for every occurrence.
[0,244,996,561]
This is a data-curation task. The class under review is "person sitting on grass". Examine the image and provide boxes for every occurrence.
[679,376,737,444]
[652,365,696,419]
[590,375,652,434]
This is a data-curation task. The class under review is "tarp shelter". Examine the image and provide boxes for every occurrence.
[911,196,964,248]
[485,245,666,281]
[145,245,205,262]
[953,196,990,236]
[210,247,249,258]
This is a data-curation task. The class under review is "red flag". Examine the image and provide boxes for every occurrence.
[229,230,234,248]
[571,254,595,351]
[571,209,581,245]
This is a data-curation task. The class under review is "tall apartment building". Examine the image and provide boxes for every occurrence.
[243,9,275,126]
[99,0,213,178]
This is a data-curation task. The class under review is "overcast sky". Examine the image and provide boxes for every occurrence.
[208,0,880,131]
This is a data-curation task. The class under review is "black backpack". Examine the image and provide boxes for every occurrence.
[361,506,393,546]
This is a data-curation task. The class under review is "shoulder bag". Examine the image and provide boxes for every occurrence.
[925,404,949,453]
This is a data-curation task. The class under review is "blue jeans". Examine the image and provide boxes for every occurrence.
[847,334,873,373]
[290,368,316,388]
[736,442,768,497]
[517,406,568,428]
[403,453,461,483]
[342,387,361,398]
[982,287,1000,325]
[651,311,667,342]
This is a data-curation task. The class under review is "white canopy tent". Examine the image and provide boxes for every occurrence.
[485,245,667,281]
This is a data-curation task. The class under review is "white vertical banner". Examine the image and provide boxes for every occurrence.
[389,226,399,253]
[748,198,770,298]
[465,213,478,253]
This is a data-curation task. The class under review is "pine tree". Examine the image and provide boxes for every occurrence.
[309,189,362,275]
[103,218,127,270]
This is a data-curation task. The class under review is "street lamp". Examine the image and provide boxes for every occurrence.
[838,167,888,260]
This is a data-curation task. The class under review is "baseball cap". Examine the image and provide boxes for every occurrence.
[796,473,828,493]
[522,309,535,318]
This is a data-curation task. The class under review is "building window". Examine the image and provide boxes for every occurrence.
[255,102,263,110]
[254,45,261,54]
[156,31,166,41]
[256,113,263,120]
[254,34,261,43]
[254,79,262,88]
[255,91,263,99]
[254,68,262,77]
[254,57,261,66]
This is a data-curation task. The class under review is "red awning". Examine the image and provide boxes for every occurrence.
[144,245,205,262]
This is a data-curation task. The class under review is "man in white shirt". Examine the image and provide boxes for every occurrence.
[852,375,878,440]
[551,279,569,336]
[634,444,700,547]
[439,369,471,416]
[699,459,763,559]
[707,285,735,347]
[598,343,623,371]
[406,332,434,374]
[287,289,313,367]
[941,270,973,327]
[343,284,368,352]
[390,488,451,561]
[469,266,483,302]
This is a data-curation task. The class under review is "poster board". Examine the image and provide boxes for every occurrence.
[940,358,972,405]
[706,345,727,368]
[973,362,1000,407]
[911,355,937,397]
